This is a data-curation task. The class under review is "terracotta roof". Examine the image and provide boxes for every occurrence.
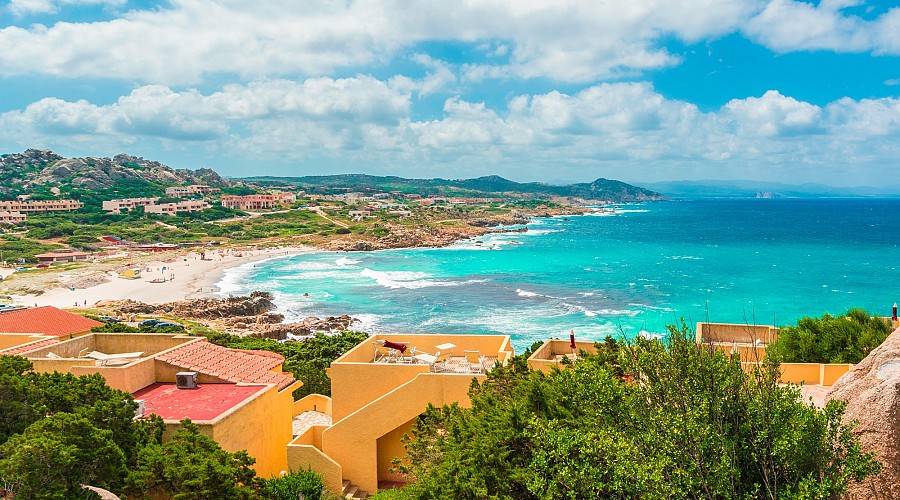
[155,342,295,390]
[0,307,103,337]
[0,338,59,355]
[133,382,266,421]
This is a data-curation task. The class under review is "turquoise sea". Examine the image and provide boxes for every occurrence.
[217,199,900,351]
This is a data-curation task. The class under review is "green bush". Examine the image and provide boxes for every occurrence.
[261,469,326,500]
[769,308,891,363]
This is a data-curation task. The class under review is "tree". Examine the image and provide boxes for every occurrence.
[260,469,327,500]
[769,308,891,363]
[0,413,126,499]
[384,322,880,499]
[124,420,260,500]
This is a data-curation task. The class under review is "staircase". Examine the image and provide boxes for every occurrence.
[342,480,369,499]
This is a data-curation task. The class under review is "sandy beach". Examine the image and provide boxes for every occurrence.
[8,246,314,309]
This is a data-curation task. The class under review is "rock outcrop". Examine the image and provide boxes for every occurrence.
[827,325,900,499]
[94,292,358,339]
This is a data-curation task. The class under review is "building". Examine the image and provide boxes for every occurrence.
[0,306,102,339]
[0,199,83,213]
[7,332,299,477]
[0,211,26,224]
[34,249,92,263]
[101,197,159,214]
[220,194,296,211]
[287,333,514,495]
[144,200,210,215]
[164,185,219,197]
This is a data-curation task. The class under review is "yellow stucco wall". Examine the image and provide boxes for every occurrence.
[377,417,416,483]
[323,372,484,493]
[287,430,343,494]
[293,394,333,416]
[0,333,54,351]
[71,357,157,393]
[209,384,295,477]
[527,339,598,373]
[696,322,779,344]
[822,364,853,385]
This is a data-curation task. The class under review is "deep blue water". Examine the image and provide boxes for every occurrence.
[217,199,900,351]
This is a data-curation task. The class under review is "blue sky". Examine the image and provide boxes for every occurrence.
[1,1,899,186]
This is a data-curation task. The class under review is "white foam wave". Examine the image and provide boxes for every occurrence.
[516,289,540,298]
[360,268,462,289]
[335,257,361,266]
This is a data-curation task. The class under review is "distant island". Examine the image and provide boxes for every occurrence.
[636,179,900,199]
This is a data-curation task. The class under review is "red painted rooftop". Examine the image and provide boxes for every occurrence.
[155,341,295,390]
[0,338,59,355]
[0,306,102,337]
[133,382,265,421]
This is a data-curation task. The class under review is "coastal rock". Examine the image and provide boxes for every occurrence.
[827,325,900,499]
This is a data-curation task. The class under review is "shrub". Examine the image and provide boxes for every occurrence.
[261,469,326,500]
[769,308,891,363]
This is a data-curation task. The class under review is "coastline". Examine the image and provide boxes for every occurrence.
[8,246,314,309]
[2,208,590,311]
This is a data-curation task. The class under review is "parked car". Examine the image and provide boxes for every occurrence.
[97,315,119,323]
[36,263,49,268]
[154,321,184,330]
[137,319,162,327]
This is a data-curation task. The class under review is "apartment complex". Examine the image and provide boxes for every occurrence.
[101,197,159,214]
[144,199,210,215]
[0,211,26,224]
[220,193,296,210]
[164,185,219,197]
[0,199,83,212]
[2,329,299,477]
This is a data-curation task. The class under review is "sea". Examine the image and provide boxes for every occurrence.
[216,199,900,352]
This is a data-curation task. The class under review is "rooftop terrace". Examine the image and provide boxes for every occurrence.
[134,382,267,421]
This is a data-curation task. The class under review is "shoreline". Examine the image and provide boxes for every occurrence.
[3,209,594,310]
[9,246,314,309]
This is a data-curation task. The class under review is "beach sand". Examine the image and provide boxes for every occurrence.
[10,246,314,309]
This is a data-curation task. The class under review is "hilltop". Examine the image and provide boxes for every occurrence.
[0,149,231,198]
[244,173,667,203]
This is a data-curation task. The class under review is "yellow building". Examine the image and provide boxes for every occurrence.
[288,333,514,496]
[11,333,300,478]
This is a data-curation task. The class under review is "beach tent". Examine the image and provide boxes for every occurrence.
[118,269,141,279]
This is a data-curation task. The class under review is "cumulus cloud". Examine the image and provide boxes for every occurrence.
[0,0,757,84]
[2,76,899,183]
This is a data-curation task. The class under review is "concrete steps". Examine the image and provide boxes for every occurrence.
[341,479,369,499]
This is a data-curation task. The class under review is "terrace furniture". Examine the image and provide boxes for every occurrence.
[83,350,144,366]
[464,350,486,373]
[372,340,392,362]
[413,349,452,372]
[381,340,413,363]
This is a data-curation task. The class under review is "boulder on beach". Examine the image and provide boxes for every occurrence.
[827,325,900,499]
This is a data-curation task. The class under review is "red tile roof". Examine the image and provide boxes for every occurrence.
[0,306,103,337]
[155,341,295,390]
[133,382,266,421]
[0,338,59,355]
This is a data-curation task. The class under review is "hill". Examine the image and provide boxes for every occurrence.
[243,173,667,203]
[0,149,231,200]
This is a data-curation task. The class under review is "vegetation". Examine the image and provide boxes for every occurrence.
[205,330,368,399]
[242,174,667,203]
[259,469,328,500]
[124,420,259,499]
[374,323,880,499]
[768,308,891,364]
[0,235,62,264]
[0,356,165,497]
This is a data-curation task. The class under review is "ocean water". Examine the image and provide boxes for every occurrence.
[217,199,900,351]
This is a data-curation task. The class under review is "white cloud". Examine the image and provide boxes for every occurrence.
[2,77,900,184]
[0,0,757,84]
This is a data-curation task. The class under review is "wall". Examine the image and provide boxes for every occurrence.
[323,372,482,493]
[287,429,343,494]
[696,322,779,344]
[0,334,53,351]
[741,362,854,386]
[293,394,333,416]
[527,340,598,373]
[376,417,416,483]
[71,357,157,393]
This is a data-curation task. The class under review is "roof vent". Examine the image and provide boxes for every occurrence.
[175,371,198,389]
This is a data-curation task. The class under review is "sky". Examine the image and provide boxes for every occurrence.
[1,1,899,186]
